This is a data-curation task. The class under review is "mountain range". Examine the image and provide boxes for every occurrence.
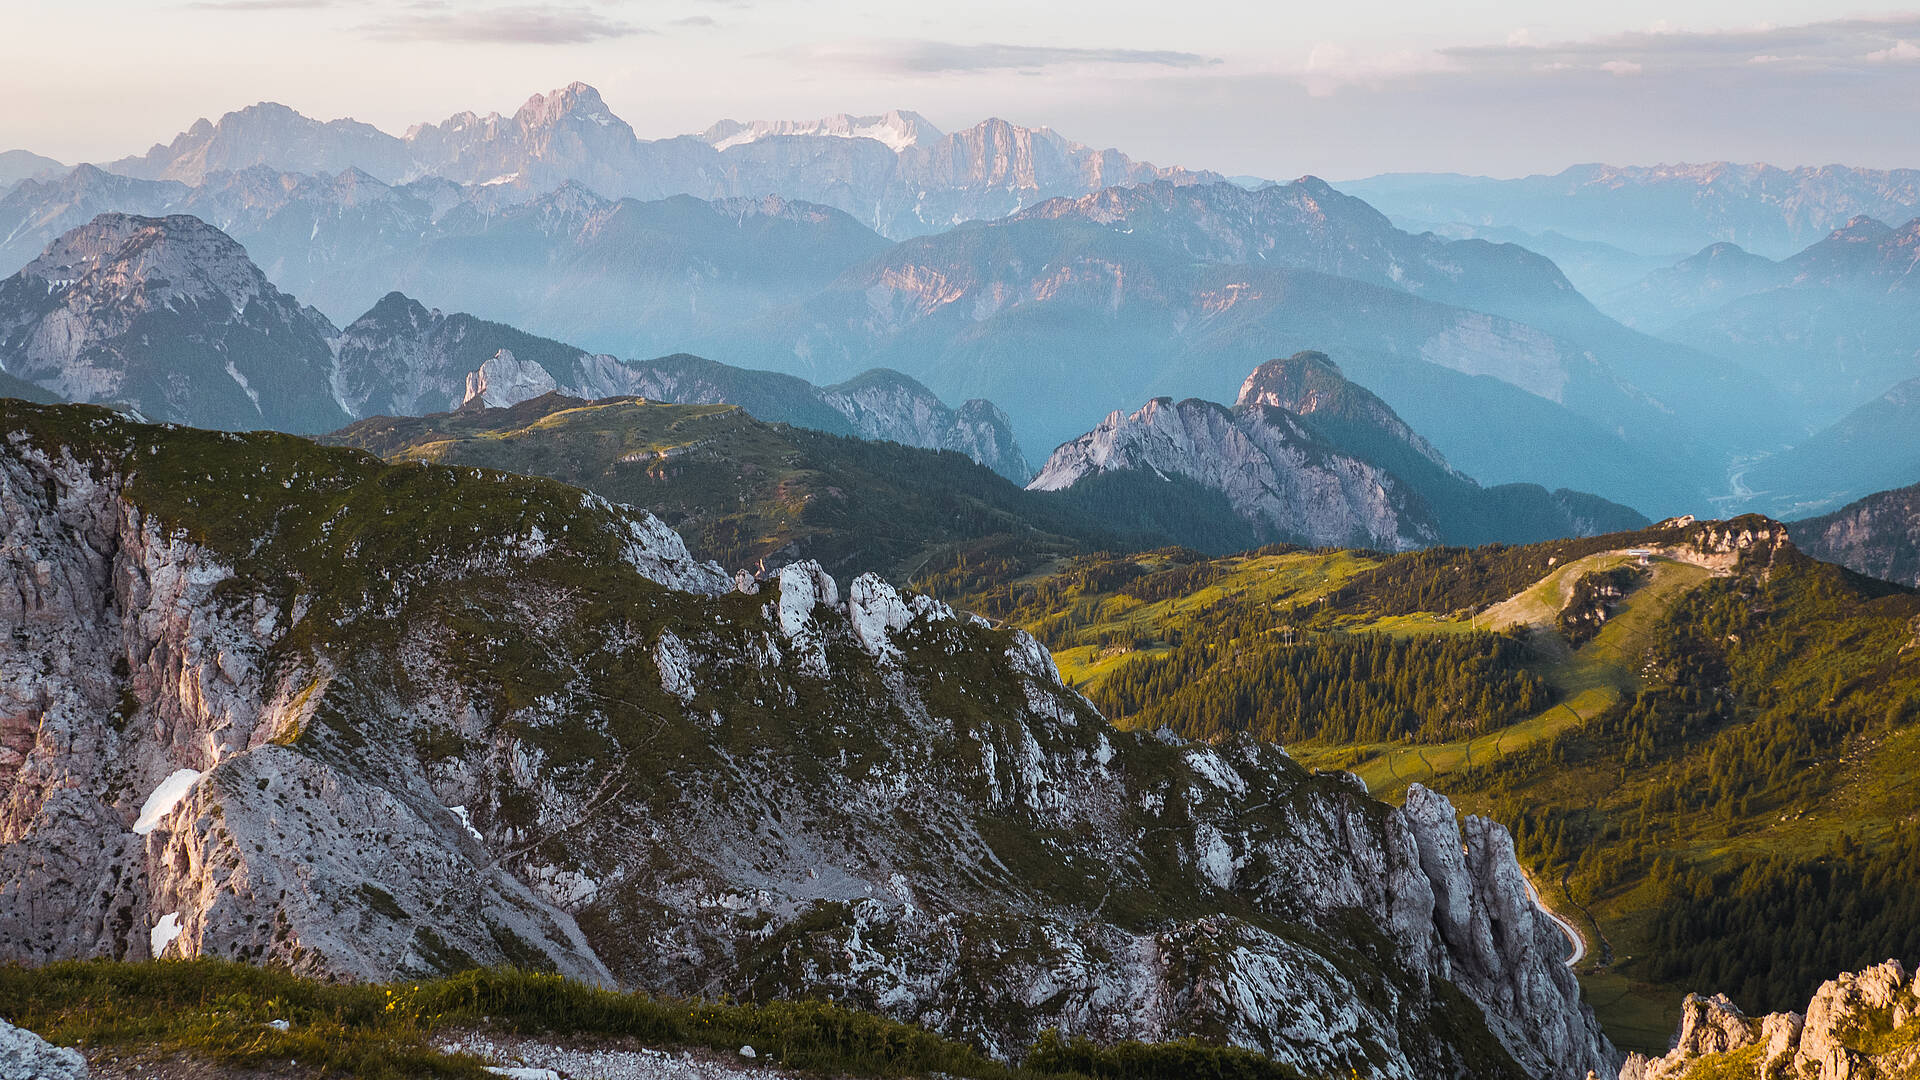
[1605,216,1920,430]
[1341,162,1920,260]
[0,212,1026,478]
[6,85,1920,1077]
[102,84,1219,240]
[0,164,895,343]
[708,189,1744,515]
[0,198,1735,518]
[327,392,1069,579]
[326,354,1645,584]
[989,179,1776,452]
[4,87,1917,523]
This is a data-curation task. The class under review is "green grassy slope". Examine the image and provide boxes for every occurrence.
[327,393,1139,582]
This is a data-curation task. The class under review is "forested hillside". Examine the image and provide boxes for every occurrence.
[948,521,1920,1050]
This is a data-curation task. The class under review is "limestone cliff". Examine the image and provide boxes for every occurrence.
[0,400,1615,1079]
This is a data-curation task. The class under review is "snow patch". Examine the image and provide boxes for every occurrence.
[133,768,204,835]
[449,805,484,842]
[150,911,183,958]
[224,361,262,413]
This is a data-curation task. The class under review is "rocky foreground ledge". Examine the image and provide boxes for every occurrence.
[1623,960,1920,1080]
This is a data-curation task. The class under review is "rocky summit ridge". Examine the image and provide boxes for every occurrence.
[101,83,1221,240]
[1029,391,1438,551]
[1027,353,1648,550]
[0,399,1614,1079]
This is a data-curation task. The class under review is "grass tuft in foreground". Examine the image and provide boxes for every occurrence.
[0,960,1360,1079]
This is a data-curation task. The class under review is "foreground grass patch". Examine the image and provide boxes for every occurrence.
[0,960,1363,1079]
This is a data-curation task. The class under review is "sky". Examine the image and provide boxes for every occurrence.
[6,1,1920,179]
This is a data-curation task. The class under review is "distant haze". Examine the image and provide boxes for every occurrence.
[5,2,1920,178]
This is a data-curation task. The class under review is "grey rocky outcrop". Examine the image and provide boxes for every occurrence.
[819,373,1031,483]
[1621,960,1920,1080]
[1028,394,1438,550]
[0,406,1615,1079]
[0,1017,89,1080]
[1789,481,1920,588]
[463,348,560,409]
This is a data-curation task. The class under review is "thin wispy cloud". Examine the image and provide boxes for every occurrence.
[1444,13,1920,73]
[361,5,646,45]
[189,0,342,9]
[801,41,1221,74]
[671,15,718,28]
[1291,12,1920,97]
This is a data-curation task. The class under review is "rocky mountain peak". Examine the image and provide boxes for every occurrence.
[108,101,411,184]
[356,289,436,328]
[1029,356,1642,548]
[20,212,270,314]
[1237,352,1459,477]
[515,81,628,135]
[522,180,612,231]
[1236,350,1346,407]
[1830,214,1895,242]
[0,213,346,431]
[462,347,559,408]
[820,367,1032,481]
[1028,390,1441,551]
